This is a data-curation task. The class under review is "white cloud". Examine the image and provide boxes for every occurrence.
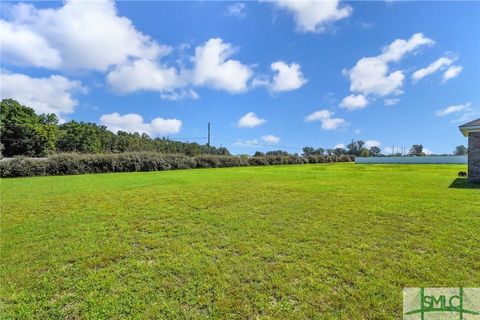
[340,94,368,110]
[334,143,345,149]
[237,112,266,128]
[192,38,253,93]
[305,109,333,122]
[227,3,246,18]
[100,112,182,136]
[106,37,255,96]
[435,103,471,117]
[0,20,61,68]
[435,102,479,123]
[270,0,352,33]
[0,71,83,116]
[270,61,307,92]
[344,33,434,101]
[107,59,183,94]
[411,56,454,82]
[305,109,348,130]
[364,140,381,148]
[262,134,280,144]
[384,98,400,106]
[442,65,463,83]
[0,1,163,71]
[423,148,432,155]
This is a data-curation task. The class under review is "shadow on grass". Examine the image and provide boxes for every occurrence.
[449,178,480,189]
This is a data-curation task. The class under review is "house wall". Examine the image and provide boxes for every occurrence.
[468,132,480,181]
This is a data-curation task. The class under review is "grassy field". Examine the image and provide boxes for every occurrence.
[1,163,479,319]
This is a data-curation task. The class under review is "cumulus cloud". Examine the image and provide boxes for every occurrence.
[192,38,253,93]
[344,33,434,106]
[100,112,182,136]
[334,143,345,149]
[411,56,454,82]
[0,20,61,68]
[2,1,307,99]
[237,112,266,128]
[262,134,280,144]
[442,65,463,83]
[227,3,246,18]
[0,2,258,98]
[305,109,348,130]
[0,71,83,116]
[0,0,163,71]
[106,37,255,96]
[340,94,368,110]
[269,0,352,33]
[107,58,184,94]
[270,61,307,92]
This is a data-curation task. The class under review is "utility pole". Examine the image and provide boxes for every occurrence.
[207,122,211,148]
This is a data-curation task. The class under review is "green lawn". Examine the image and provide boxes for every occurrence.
[1,164,479,319]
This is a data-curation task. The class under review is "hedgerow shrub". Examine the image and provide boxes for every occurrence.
[247,157,269,166]
[0,152,352,178]
[163,154,196,170]
[0,158,49,177]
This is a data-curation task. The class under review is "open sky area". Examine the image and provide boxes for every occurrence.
[1,0,479,155]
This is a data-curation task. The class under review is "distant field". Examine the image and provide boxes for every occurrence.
[1,164,479,319]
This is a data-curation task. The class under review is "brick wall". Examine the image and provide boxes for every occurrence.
[468,132,480,181]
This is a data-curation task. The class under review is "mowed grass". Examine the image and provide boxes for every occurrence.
[1,164,479,319]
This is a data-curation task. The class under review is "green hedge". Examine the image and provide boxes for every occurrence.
[0,153,353,178]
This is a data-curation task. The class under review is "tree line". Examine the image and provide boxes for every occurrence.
[296,142,467,158]
[0,99,230,157]
[1,99,468,158]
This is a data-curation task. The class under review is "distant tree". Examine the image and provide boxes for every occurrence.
[324,149,332,156]
[253,151,265,157]
[266,150,290,156]
[409,144,424,156]
[369,146,381,157]
[217,147,230,156]
[0,99,58,157]
[454,145,467,156]
[313,148,323,155]
[1,99,231,157]
[302,147,315,157]
[347,140,367,156]
[359,148,370,157]
[333,148,347,156]
[57,121,102,153]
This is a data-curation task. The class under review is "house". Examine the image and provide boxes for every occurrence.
[459,118,480,182]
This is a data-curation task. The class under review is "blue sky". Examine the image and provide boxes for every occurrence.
[1,0,479,154]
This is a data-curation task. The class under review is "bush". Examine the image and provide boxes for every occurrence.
[0,157,49,177]
[194,155,221,168]
[0,152,353,178]
[247,156,269,166]
[163,154,196,170]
